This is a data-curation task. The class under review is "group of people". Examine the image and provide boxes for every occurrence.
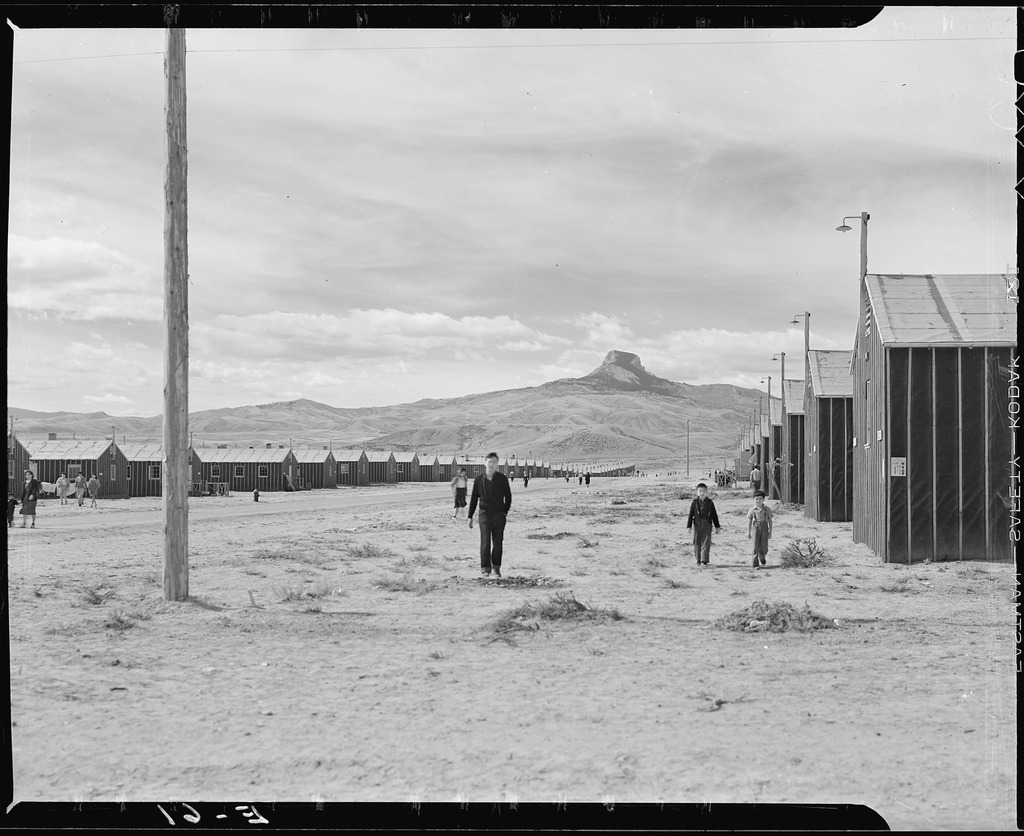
[686,482,774,568]
[7,470,101,528]
[508,471,531,488]
[445,453,776,580]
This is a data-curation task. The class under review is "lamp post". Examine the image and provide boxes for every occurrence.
[836,212,869,282]
[760,376,772,494]
[791,311,810,386]
[772,353,787,502]
[791,311,810,505]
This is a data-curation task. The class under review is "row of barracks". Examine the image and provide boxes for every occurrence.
[7,436,598,497]
[738,273,1016,563]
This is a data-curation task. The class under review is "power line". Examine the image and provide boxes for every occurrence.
[11,35,1014,64]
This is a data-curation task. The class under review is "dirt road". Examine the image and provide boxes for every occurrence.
[7,476,1017,830]
[14,478,573,531]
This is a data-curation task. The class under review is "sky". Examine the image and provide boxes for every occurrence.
[6,7,1017,416]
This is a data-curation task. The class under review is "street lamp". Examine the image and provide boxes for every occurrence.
[772,353,787,502]
[791,311,810,392]
[836,212,870,281]
[760,375,772,493]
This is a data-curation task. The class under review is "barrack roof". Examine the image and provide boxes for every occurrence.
[808,350,854,398]
[865,273,1017,346]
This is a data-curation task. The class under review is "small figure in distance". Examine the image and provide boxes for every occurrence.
[451,467,468,522]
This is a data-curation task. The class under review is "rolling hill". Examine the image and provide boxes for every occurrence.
[8,351,772,466]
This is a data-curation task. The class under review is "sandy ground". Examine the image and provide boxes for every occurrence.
[6,476,1018,830]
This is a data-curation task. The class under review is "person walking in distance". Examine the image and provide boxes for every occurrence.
[686,482,721,566]
[74,473,87,507]
[747,490,774,569]
[55,473,70,505]
[585,472,591,489]
[468,452,512,579]
[20,470,41,528]
[87,474,100,508]
[450,467,468,521]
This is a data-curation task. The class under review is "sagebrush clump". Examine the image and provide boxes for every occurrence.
[778,538,833,568]
[715,599,836,633]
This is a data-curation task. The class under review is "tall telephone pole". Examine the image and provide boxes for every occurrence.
[163,26,189,601]
[686,419,689,476]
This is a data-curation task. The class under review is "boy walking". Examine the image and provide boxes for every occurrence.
[686,482,721,566]
[468,452,513,579]
[7,493,17,527]
[747,490,774,568]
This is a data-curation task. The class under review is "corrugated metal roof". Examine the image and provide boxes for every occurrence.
[120,443,164,461]
[866,273,1017,346]
[365,451,394,463]
[293,449,334,464]
[25,439,112,459]
[196,448,293,463]
[783,379,805,415]
[808,350,854,398]
[332,448,366,460]
[391,452,418,463]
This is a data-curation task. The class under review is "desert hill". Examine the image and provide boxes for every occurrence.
[9,351,773,466]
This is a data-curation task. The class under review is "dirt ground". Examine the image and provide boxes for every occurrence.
[6,476,1018,830]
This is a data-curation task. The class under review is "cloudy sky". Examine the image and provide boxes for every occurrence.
[6,7,1016,416]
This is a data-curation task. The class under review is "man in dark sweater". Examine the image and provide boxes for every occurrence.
[468,452,513,579]
[686,482,721,566]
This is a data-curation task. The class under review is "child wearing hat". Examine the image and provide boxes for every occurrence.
[686,482,721,566]
[747,490,774,568]
[7,493,17,527]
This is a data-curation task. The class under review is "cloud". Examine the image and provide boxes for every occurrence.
[7,235,161,321]
[193,308,571,362]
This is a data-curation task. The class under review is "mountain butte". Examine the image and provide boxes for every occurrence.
[9,351,773,466]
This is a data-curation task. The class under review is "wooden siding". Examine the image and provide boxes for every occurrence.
[852,297,888,554]
[804,395,853,522]
[417,455,439,482]
[878,345,1014,563]
[296,456,337,489]
[335,452,369,486]
[7,434,31,497]
[127,457,163,497]
[393,453,419,482]
[195,450,299,493]
[27,442,130,499]
[853,273,1016,562]
[787,414,805,504]
[366,453,396,483]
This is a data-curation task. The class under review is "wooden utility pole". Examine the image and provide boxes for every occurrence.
[779,352,787,503]
[163,27,189,601]
[686,419,689,476]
